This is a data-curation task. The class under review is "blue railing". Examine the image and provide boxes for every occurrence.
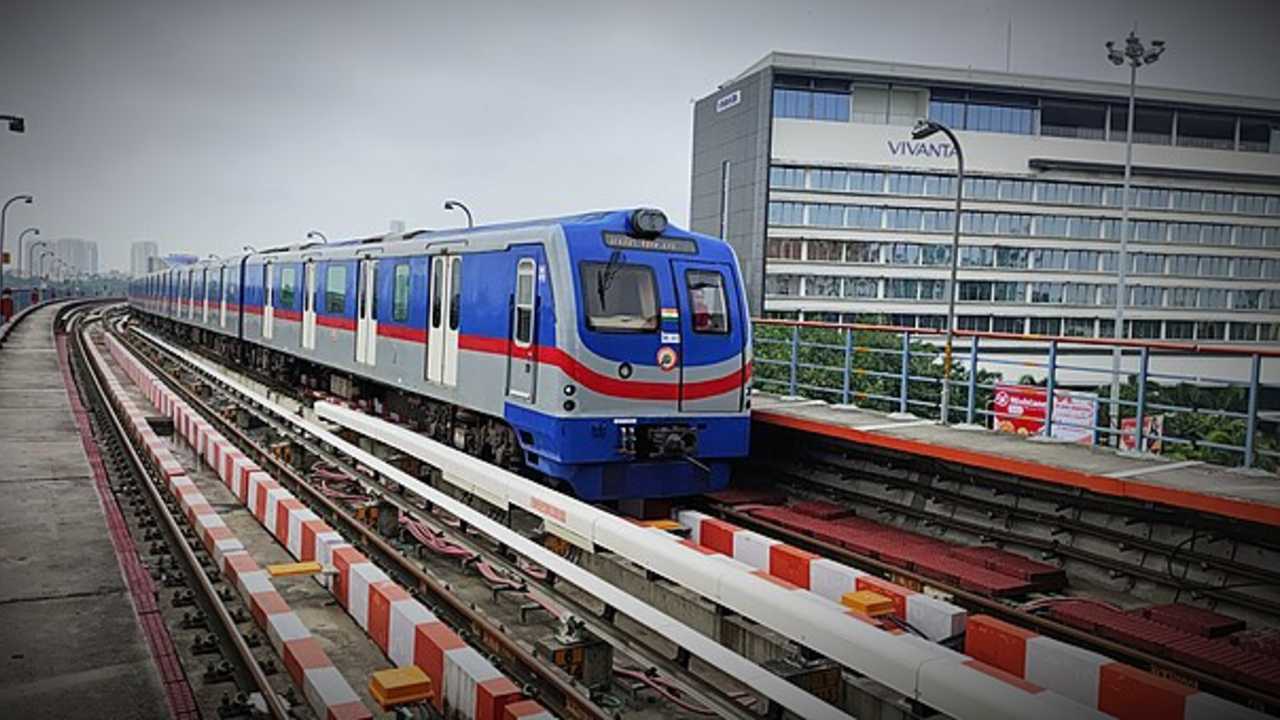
[752,318,1278,470]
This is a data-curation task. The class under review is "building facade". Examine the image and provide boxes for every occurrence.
[691,53,1280,346]
[131,241,159,277]
[51,237,98,277]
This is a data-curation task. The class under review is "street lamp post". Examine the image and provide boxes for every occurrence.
[306,230,328,244]
[911,119,965,425]
[1105,30,1165,446]
[17,227,38,279]
[27,240,47,276]
[1,194,33,293]
[444,200,474,228]
[38,250,53,280]
[0,115,24,133]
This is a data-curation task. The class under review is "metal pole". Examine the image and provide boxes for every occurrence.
[938,126,965,426]
[788,324,799,396]
[1045,340,1058,439]
[841,328,853,405]
[1110,62,1137,446]
[16,228,37,279]
[1134,346,1149,453]
[966,336,980,425]
[27,240,47,277]
[899,331,910,414]
[1245,354,1261,467]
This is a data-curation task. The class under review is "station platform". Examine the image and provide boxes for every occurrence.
[752,393,1280,529]
[0,302,169,718]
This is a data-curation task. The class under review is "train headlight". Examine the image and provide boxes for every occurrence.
[563,384,576,396]
[629,208,667,238]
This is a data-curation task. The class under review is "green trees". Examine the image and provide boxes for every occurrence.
[753,322,1275,471]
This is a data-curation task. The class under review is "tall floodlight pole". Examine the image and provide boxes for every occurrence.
[1105,30,1165,446]
[911,119,964,425]
[0,194,33,293]
[444,200,474,228]
[17,227,38,278]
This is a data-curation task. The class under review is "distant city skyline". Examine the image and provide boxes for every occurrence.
[2,0,1277,272]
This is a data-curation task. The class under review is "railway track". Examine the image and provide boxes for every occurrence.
[111,310,776,720]
[66,305,291,719]
[708,439,1280,713]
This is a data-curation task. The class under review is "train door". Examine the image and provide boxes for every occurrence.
[262,261,274,340]
[671,259,745,413]
[187,270,196,319]
[302,260,317,350]
[506,258,538,401]
[218,267,227,328]
[425,255,461,386]
[355,258,377,365]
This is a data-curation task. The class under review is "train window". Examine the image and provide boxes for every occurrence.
[392,263,410,322]
[449,259,461,331]
[579,260,658,332]
[280,267,296,307]
[686,270,729,334]
[431,260,443,328]
[325,264,347,314]
[514,259,535,346]
[262,265,271,306]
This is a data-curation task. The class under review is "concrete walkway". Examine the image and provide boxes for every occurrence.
[0,302,167,719]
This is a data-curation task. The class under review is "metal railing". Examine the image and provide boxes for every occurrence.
[752,317,1279,470]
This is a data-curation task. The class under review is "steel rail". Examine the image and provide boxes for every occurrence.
[708,500,1279,712]
[70,311,290,720]
[114,319,619,720]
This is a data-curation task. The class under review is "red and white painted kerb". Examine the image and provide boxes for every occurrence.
[97,336,371,720]
[106,334,543,720]
[676,510,967,641]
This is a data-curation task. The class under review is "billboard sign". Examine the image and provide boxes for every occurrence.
[992,383,1097,445]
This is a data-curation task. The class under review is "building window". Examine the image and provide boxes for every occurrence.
[1200,256,1230,277]
[1165,321,1194,340]
[807,240,842,262]
[995,246,1028,269]
[1238,195,1268,215]
[919,279,947,300]
[1040,99,1106,139]
[1177,112,1236,150]
[1236,257,1264,278]
[959,246,992,267]
[765,274,801,296]
[808,204,846,227]
[1171,190,1204,211]
[888,173,926,195]
[921,244,951,266]
[1130,286,1163,307]
[768,201,805,225]
[1237,227,1265,247]
[843,277,879,299]
[992,282,1025,303]
[1233,289,1262,310]
[850,170,885,193]
[922,209,955,231]
[923,175,957,197]
[804,275,842,297]
[1166,255,1198,276]
[1111,105,1173,145]
[959,281,992,301]
[1230,323,1259,342]
[963,177,1001,200]
[885,207,923,230]
[1197,321,1226,340]
[1199,288,1229,309]
[773,88,850,121]
[766,238,803,260]
[890,243,922,265]
[1063,318,1095,337]
[769,166,806,188]
[1131,253,1164,274]
[958,315,991,331]
[1029,317,1061,336]
[1202,224,1233,245]
[1127,320,1162,339]
[845,242,882,263]
[1033,249,1067,270]
[886,279,920,300]
[1167,287,1198,308]
[847,205,883,229]
[992,316,1026,334]
[1031,282,1061,304]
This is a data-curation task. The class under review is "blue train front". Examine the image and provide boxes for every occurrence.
[128,208,752,502]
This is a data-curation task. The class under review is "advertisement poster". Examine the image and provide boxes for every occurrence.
[1121,415,1165,453]
[992,383,1098,445]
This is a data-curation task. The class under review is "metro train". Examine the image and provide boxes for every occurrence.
[128,208,752,501]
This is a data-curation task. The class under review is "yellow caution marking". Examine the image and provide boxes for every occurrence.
[370,666,433,710]
[266,561,323,577]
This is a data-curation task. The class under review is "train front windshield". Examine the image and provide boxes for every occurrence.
[580,261,659,332]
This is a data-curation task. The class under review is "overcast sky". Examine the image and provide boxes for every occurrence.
[2,0,1277,272]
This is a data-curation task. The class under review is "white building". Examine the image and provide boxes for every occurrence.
[51,237,98,277]
[690,53,1280,349]
[131,241,159,277]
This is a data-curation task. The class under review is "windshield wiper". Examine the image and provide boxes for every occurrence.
[596,250,624,311]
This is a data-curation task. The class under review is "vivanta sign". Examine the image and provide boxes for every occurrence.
[887,140,956,158]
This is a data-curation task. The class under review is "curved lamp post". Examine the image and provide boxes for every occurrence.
[27,240,48,276]
[444,199,474,228]
[1,194,33,292]
[910,119,964,425]
[305,230,328,244]
[38,250,53,280]
[17,227,38,278]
